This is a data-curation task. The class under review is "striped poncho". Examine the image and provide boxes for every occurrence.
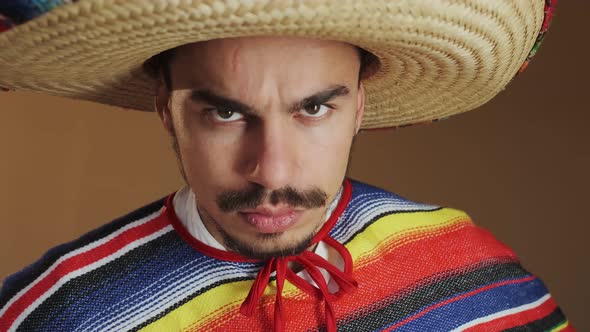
[0,180,574,331]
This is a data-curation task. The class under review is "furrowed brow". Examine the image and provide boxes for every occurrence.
[291,85,351,112]
[190,89,255,115]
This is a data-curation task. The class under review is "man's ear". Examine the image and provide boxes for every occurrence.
[355,82,366,135]
[154,79,174,135]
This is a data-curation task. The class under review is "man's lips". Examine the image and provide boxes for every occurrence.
[238,207,304,233]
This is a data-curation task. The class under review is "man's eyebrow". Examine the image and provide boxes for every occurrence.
[190,89,255,115]
[190,85,351,115]
[291,85,351,112]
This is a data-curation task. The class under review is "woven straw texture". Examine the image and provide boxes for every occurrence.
[0,0,545,129]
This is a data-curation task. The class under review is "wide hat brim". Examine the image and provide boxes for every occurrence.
[0,0,552,129]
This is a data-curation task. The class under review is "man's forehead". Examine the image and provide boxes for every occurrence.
[168,36,361,97]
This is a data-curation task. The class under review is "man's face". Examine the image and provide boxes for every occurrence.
[156,36,365,259]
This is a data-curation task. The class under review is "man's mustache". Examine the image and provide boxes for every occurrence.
[217,185,328,213]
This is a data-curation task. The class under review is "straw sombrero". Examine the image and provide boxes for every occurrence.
[0,0,555,129]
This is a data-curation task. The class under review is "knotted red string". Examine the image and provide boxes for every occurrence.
[239,235,357,332]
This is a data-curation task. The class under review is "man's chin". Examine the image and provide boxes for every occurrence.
[221,231,315,260]
[257,232,285,240]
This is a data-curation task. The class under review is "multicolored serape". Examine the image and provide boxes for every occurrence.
[0,180,574,331]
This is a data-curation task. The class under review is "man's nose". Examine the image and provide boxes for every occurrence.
[243,119,299,191]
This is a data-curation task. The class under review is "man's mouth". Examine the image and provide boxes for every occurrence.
[238,207,304,233]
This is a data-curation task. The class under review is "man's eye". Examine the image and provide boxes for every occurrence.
[301,104,332,118]
[207,108,244,122]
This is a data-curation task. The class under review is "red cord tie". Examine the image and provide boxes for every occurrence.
[239,236,357,332]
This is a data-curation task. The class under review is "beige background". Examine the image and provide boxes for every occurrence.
[1,1,588,330]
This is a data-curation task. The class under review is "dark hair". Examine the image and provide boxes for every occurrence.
[143,43,379,90]
[143,47,177,90]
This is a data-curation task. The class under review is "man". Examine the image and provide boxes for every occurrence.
[0,1,574,331]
